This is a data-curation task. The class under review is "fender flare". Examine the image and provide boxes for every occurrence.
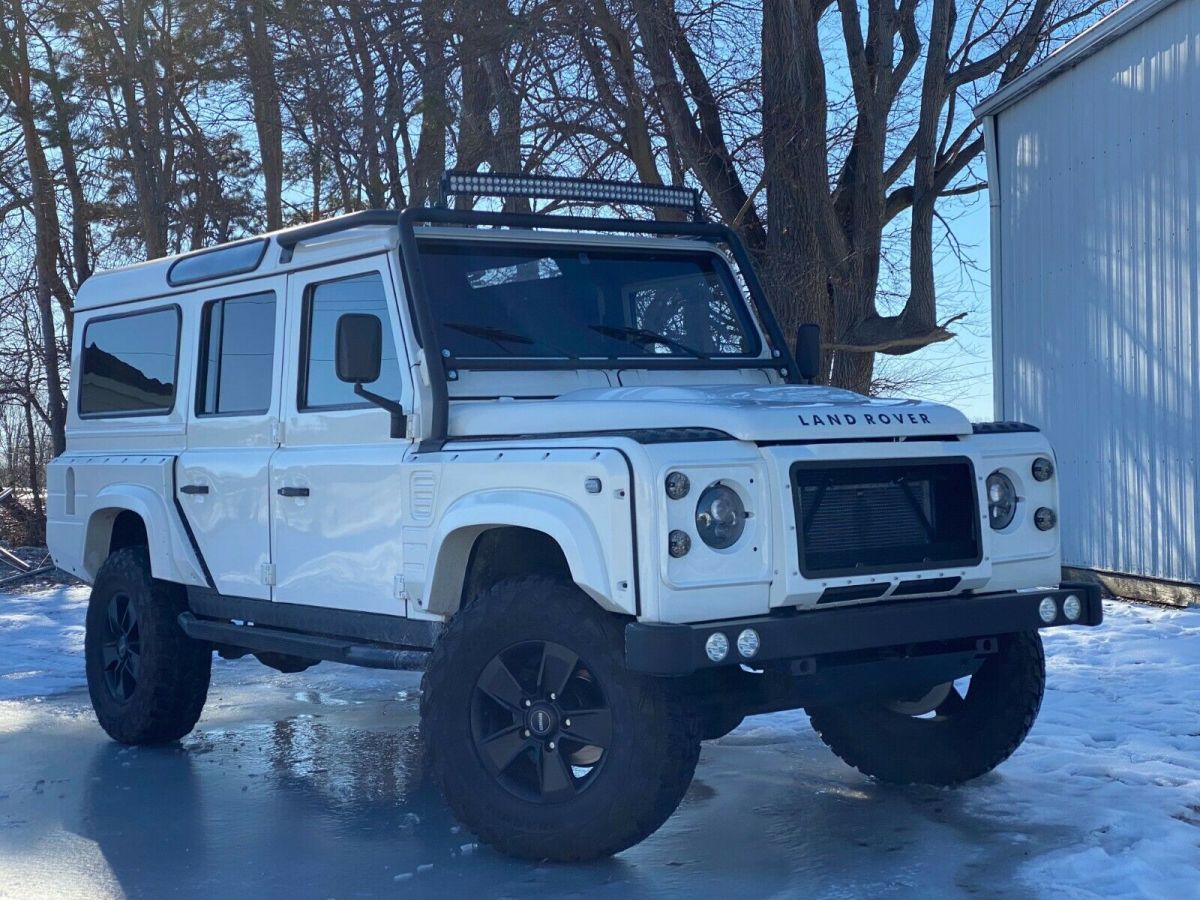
[84,484,207,585]
[422,489,629,616]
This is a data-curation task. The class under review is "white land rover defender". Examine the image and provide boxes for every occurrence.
[48,173,1102,861]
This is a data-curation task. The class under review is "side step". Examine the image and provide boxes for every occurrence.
[178,613,427,671]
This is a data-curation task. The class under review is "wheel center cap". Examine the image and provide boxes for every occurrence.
[527,704,558,737]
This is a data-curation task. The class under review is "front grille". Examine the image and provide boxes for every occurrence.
[792,458,980,578]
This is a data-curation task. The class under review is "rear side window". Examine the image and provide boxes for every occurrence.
[300,272,404,409]
[79,308,180,417]
[197,292,277,415]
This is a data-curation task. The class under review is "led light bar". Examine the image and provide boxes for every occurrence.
[439,171,704,221]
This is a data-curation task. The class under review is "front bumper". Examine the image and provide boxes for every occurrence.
[625,582,1103,675]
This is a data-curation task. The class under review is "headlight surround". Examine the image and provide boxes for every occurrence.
[986,471,1018,530]
[695,483,747,549]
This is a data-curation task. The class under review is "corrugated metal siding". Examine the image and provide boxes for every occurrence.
[995,0,1200,583]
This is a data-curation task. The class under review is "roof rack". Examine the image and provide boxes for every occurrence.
[437,170,706,222]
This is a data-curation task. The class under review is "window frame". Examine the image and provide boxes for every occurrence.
[297,269,402,413]
[194,290,278,419]
[77,304,183,420]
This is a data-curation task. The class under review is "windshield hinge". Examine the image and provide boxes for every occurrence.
[260,562,277,586]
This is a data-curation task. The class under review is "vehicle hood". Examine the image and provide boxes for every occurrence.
[448,384,972,442]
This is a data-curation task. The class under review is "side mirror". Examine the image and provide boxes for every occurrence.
[795,323,821,384]
[335,314,382,384]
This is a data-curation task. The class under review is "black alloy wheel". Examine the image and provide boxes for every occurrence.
[471,640,613,803]
[100,592,142,702]
[85,547,212,745]
[421,575,700,861]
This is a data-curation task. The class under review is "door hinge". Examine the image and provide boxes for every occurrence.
[261,562,277,586]
[271,420,283,445]
[393,574,408,602]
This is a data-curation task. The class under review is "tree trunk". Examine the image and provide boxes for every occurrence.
[235,0,284,230]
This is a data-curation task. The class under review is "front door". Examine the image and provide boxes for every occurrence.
[178,277,285,600]
[269,256,413,614]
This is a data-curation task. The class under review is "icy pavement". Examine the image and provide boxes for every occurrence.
[0,585,1197,898]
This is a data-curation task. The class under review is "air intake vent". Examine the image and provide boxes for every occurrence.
[892,576,962,597]
[817,583,890,604]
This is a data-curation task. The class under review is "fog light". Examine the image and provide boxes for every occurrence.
[1038,597,1058,623]
[1034,507,1057,531]
[665,471,690,500]
[668,529,691,558]
[705,632,729,662]
[1063,594,1082,621]
[736,628,760,659]
[1032,457,1055,481]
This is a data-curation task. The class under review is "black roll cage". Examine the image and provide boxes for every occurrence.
[277,206,801,448]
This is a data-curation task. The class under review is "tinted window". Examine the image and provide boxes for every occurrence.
[418,241,761,360]
[198,292,276,415]
[301,272,403,409]
[79,308,179,416]
[167,238,266,286]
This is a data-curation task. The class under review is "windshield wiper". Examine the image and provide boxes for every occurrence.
[588,324,705,358]
[442,322,534,355]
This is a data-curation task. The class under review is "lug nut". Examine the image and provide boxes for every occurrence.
[548,741,556,751]
[523,729,530,738]
[564,718,571,728]
[524,699,532,707]
[549,693,556,701]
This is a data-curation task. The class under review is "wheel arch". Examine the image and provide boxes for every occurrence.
[82,485,207,586]
[422,491,632,617]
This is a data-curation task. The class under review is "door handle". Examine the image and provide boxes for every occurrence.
[277,486,310,498]
[180,484,209,495]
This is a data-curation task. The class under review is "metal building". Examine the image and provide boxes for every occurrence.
[978,0,1200,605]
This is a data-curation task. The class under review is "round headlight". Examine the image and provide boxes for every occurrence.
[1032,457,1055,482]
[695,483,746,549]
[986,471,1018,530]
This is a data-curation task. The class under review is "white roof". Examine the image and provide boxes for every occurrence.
[974,0,1181,118]
[73,216,401,311]
[73,215,719,312]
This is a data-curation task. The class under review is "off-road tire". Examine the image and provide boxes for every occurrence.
[807,630,1046,786]
[420,575,700,861]
[85,547,212,744]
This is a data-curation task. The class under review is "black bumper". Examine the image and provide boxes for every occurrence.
[625,583,1103,676]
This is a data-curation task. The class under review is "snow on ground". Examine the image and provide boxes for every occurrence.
[0,583,90,700]
[0,584,1198,897]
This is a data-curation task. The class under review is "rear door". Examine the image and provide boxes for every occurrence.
[177,277,285,600]
[269,256,413,614]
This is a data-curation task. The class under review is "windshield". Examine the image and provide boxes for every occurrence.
[417,239,763,360]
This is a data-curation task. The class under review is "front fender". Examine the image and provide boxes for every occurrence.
[422,489,631,616]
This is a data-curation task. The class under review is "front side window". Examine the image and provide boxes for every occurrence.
[197,292,276,415]
[301,272,404,409]
[79,307,180,416]
[418,240,762,360]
